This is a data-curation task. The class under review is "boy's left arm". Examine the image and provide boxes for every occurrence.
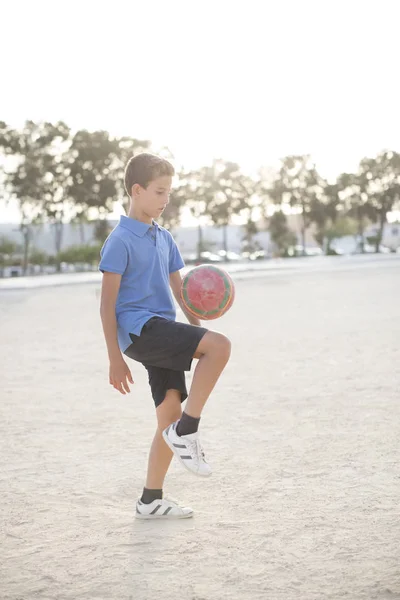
[169,270,202,327]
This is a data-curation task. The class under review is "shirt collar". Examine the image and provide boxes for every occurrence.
[119,215,158,237]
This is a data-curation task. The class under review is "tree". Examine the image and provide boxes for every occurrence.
[271,155,323,255]
[65,131,151,247]
[268,210,297,257]
[113,136,151,213]
[358,151,400,252]
[0,120,70,273]
[0,236,19,273]
[240,173,265,254]
[175,168,212,259]
[38,129,72,267]
[323,217,357,254]
[196,160,252,257]
[337,172,374,253]
[94,219,111,244]
[0,122,36,272]
[65,130,121,222]
[241,214,259,254]
[159,178,184,231]
[168,163,254,258]
[310,182,345,253]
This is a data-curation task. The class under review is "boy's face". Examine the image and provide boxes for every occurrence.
[133,175,172,221]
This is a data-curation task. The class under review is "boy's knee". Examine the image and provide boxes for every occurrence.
[195,331,231,360]
[156,389,182,430]
[210,332,231,360]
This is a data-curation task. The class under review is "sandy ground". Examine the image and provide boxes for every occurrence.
[1,255,400,600]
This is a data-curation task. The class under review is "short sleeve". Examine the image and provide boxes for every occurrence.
[99,235,128,275]
[168,233,185,273]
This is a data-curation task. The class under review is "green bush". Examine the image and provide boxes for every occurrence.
[0,236,19,266]
[58,244,102,265]
[366,235,379,246]
[29,249,49,265]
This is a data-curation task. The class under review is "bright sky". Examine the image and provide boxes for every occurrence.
[1,0,400,223]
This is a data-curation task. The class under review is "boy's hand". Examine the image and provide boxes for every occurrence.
[169,270,201,327]
[109,358,134,395]
[187,315,201,327]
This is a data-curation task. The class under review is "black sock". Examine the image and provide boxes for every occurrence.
[141,487,163,504]
[176,411,200,437]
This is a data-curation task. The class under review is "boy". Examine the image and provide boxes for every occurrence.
[99,153,231,520]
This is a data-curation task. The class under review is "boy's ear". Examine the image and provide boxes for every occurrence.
[131,183,141,197]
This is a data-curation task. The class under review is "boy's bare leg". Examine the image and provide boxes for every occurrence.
[161,331,231,477]
[137,389,194,519]
[145,389,182,489]
[184,331,231,418]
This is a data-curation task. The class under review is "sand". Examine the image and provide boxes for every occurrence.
[1,255,400,600]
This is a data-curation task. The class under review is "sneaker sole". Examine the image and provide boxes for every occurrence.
[162,430,212,478]
[135,511,194,520]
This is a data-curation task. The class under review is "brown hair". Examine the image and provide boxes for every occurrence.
[124,153,174,196]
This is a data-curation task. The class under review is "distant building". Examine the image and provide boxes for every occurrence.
[172,224,272,255]
[4,215,397,258]
[364,222,400,251]
[0,221,273,255]
[0,222,112,254]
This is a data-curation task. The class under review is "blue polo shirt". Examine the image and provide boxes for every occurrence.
[99,215,185,351]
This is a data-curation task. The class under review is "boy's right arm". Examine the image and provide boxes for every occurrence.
[100,272,133,395]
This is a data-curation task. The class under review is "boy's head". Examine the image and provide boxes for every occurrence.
[124,153,175,221]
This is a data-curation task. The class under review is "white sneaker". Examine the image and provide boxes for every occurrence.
[135,497,194,520]
[162,421,212,477]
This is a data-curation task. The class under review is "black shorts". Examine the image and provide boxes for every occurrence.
[124,317,208,407]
